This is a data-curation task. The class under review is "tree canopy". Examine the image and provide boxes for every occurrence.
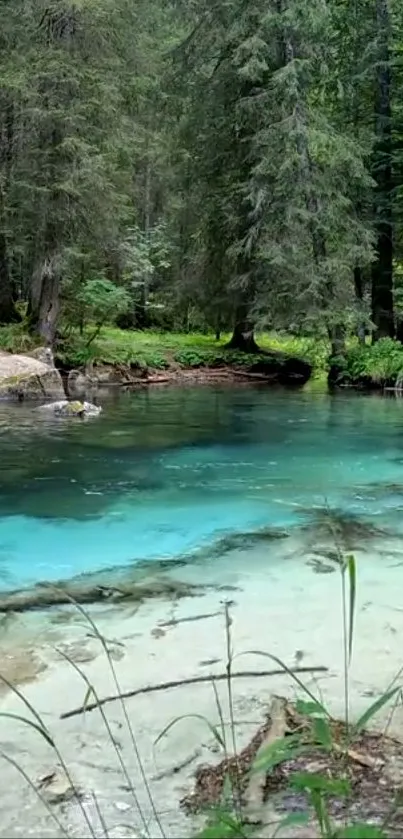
[0,0,402,352]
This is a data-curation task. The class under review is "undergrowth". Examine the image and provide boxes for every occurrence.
[0,535,402,838]
[0,323,325,374]
[341,339,403,388]
[2,321,403,387]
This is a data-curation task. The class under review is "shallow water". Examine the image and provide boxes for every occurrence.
[1,386,403,590]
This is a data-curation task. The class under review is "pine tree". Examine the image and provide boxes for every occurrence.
[177,0,374,350]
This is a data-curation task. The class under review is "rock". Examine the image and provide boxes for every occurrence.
[38,770,82,805]
[67,369,90,396]
[0,352,65,401]
[114,801,132,813]
[26,346,55,368]
[37,400,102,418]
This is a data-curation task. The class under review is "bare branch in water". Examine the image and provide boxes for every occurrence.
[60,666,328,720]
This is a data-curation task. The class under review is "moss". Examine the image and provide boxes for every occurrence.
[0,373,30,385]
[62,400,84,415]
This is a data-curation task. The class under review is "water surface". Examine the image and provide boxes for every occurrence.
[1,386,403,590]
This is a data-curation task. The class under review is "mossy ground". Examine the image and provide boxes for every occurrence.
[0,324,326,376]
[2,323,403,387]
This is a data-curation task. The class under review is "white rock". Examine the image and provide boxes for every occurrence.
[0,352,64,401]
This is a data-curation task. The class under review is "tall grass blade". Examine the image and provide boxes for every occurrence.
[354,686,401,734]
[272,812,310,837]
[211,679,227,755]
[56,646,151,838]
[155,713,225,749]
[252,738,315,774]
[236,650,329,716]
[0,712,54,746]
[196,808,249,838]
[54,591,165,837]
[0,673,52,732]
[91,789,109,838]
[0,672,96,837]
[82,685,96,713]
[0,750,68,838]
[346,554,356,665]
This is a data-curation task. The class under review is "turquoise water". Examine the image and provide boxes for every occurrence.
[1,386,403,591]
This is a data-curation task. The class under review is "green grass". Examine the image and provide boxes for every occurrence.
[0,323,327,374]
[0,323,326,372]
[341,338,403,387]
[3,322,403,388]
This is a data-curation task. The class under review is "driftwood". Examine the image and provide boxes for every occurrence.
[151,748,202,782]
[0,578,205,614]
[231,369,277,381]
[244,695,287,818]
[60,666,328,720]
[158,611,220,628]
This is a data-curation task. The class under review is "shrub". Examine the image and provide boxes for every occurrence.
[344,338,403,386]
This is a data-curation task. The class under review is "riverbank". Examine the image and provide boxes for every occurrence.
[0,325,321,386]
[2,324,403,393]
[1,537,403,838]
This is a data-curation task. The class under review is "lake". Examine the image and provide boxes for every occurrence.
[1,385,403,591]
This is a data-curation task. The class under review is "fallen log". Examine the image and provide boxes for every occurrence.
[0,578,205,613]
[244,695,287,819]
[231,369,278,381]
[60,666,328,720]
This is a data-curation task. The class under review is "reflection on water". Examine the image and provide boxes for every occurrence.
[1,386,403,589]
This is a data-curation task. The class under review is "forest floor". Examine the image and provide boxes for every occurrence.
[2,323,403,390]
[0,324,328,377]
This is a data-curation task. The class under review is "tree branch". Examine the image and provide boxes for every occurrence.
[60,666,328,720]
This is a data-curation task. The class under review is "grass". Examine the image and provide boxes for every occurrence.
[2,534,403,838]
[340,338,403,388]
[0,323,328,376]
[3,321,403,388]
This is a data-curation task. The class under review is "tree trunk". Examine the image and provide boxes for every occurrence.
[354,266,366,344]
[0,189,20,324]
[371,0,394,340]
[28,5,76,344]
[139,155,152,328]
[226,303,260,352]
[28,251,61,344]
[0,96,21,324]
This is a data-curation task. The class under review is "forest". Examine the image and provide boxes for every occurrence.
[0,0,402,370]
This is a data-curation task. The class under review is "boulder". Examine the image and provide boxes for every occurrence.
[26,346,55,367]
[0,351,65,401]
[37,400,102,418]
[67,369,90,396]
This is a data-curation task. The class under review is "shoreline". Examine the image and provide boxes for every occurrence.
[61,357,314,397]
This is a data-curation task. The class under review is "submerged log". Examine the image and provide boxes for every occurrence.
[61,667,328,719]
[0,578,207,614]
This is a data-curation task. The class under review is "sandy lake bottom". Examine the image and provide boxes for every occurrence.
[1,533,403,838]
[2,387,403,836]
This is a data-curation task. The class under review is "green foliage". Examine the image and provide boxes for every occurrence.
[173,348,258,368]
[47,326,318,371]
[77,279,131,329]
[344,338,403,386]
[0,323,37,355]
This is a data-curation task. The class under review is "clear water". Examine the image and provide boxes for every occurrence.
[1,386,403,591]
